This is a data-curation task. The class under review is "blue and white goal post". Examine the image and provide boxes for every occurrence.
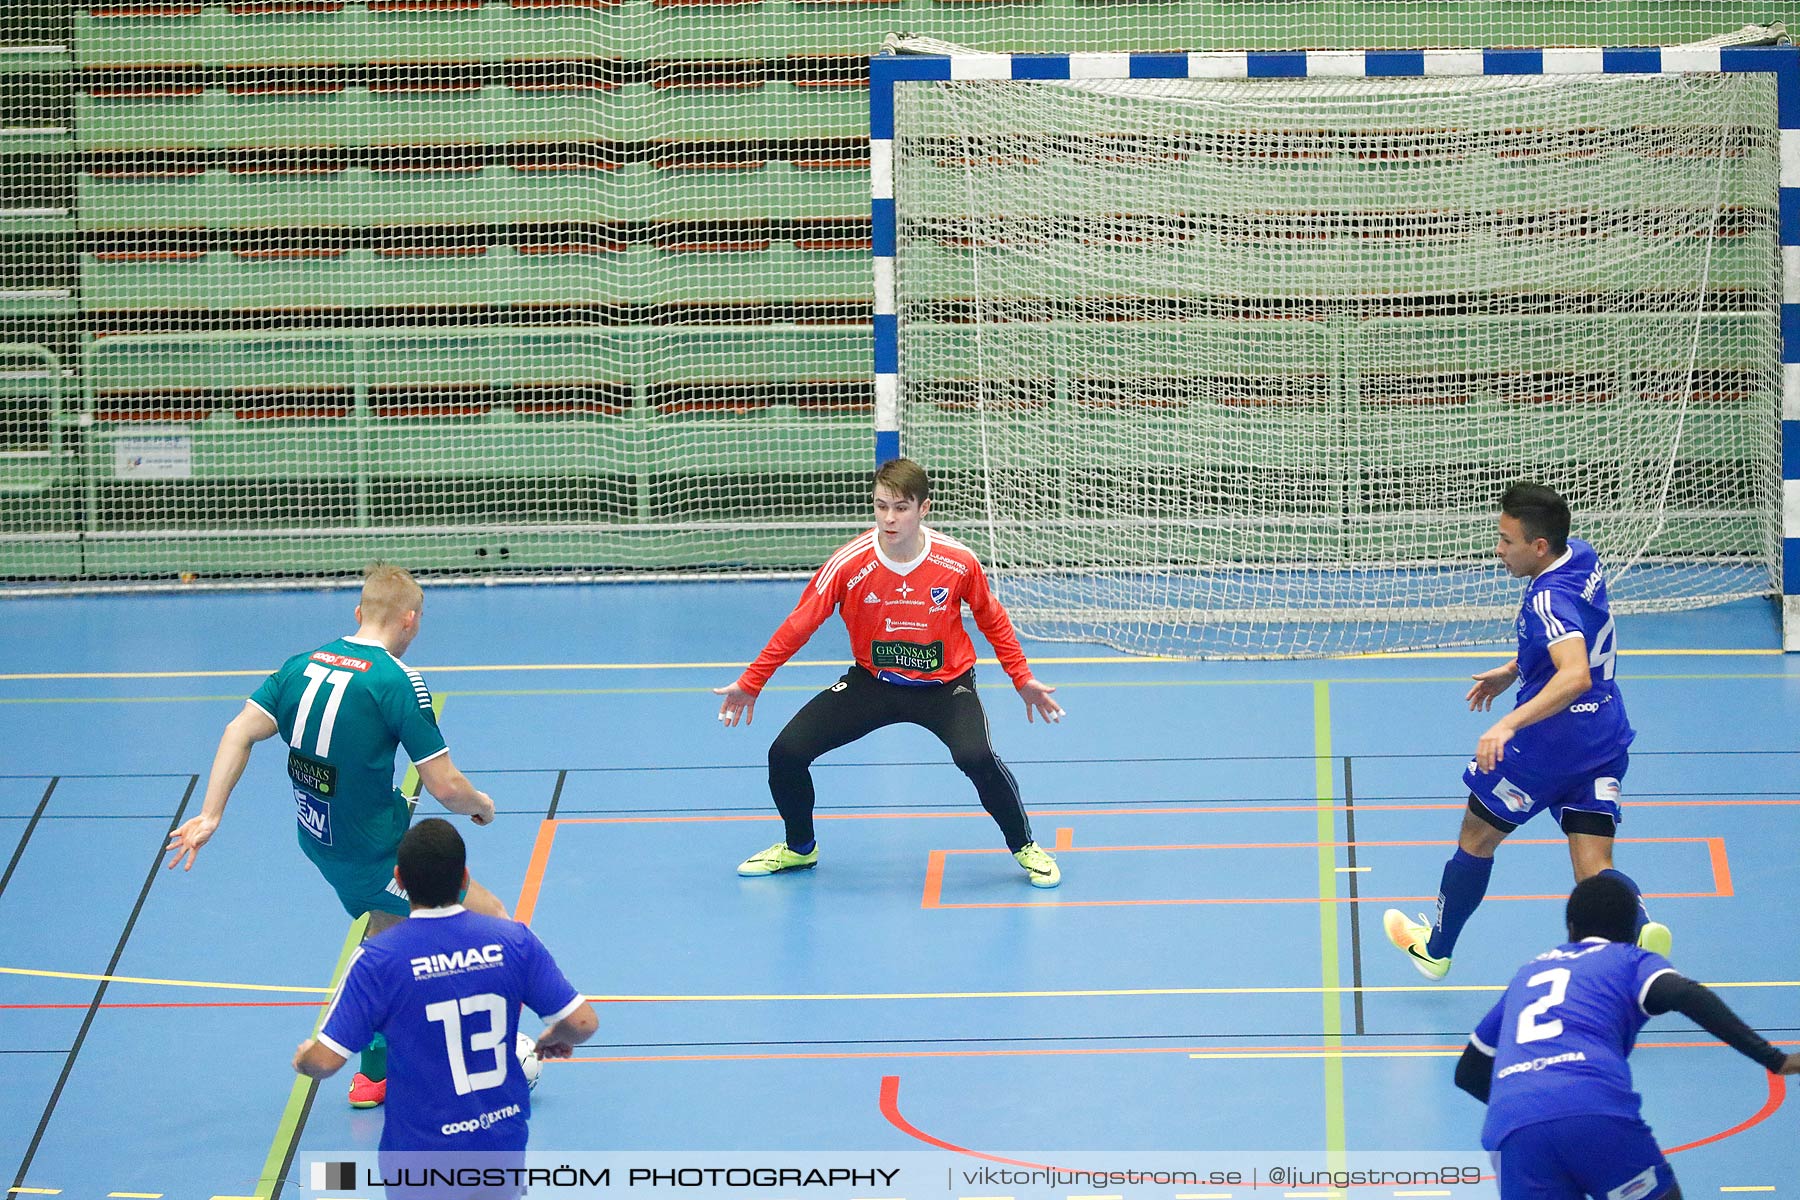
[870,45,1800,657]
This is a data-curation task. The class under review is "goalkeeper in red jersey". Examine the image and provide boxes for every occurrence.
[713,458,1066,887]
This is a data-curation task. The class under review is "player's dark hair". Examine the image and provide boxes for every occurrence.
[396,817,466,908]
[1500,482,1571,553]
[874,457,930,504]
[1565,874,1639,944]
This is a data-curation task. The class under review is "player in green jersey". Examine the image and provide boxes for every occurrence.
[165,562,508,1107]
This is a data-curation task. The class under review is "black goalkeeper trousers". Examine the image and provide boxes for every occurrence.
[767,666,1033,852]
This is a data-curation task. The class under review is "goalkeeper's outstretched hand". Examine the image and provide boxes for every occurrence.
[1019,678,1064,724]
[714,681,757,728]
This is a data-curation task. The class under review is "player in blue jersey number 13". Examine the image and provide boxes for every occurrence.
[1384,483,1670,980]
[295,819,598,1196]
[1456,874,1799,1200]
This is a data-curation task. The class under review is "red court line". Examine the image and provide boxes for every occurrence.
[1664,1067,1785,1152]
[922,837,1730,910]
[881,1064,1785,1178]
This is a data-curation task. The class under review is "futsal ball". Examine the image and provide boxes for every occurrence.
[516,1031,542,1091]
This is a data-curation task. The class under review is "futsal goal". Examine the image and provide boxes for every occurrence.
[873,41,1799,656]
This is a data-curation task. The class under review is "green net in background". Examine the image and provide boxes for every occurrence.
[0,4,1789,601]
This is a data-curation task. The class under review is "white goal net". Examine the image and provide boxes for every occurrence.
[887,57,1783,656]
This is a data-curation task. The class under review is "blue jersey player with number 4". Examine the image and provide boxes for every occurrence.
[1384,483,1670,980]
[1456,875,1799,1200]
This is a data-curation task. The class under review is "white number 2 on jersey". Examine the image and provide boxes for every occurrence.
[1515,967,1572,1045]
[292,662,353,757]
[425,992,510,1094]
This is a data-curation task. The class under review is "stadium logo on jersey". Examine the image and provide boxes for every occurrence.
[294,789,332,845]
[410,943,506,979]
[843,560,879,592]
[930,587,949,605]
[309,650,371,673]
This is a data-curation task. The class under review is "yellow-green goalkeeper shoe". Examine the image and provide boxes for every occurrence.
[1013,841,1061,888]
[737,841,818,877]
[1382,908,1451,980]
[1636,921,1672,957]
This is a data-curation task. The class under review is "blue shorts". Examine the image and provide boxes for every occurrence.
[1465,750,1628,832]
[1493,1114,1674,1200]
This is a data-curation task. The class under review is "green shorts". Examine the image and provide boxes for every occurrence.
[293,785,413,919]
[299,834,410,919]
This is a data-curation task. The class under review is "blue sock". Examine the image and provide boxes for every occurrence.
[1426,848,1494,960]
[1595,868,1649,934]
[789,838,815,855]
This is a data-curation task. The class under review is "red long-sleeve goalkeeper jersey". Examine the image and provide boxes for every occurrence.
[737,527,1034,695]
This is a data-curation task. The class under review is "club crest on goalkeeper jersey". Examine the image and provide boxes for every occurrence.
[739,528,1033,692]
[249,635,447,862]
[1510,538,1634,772]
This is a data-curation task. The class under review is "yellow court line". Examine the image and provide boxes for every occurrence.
[7,671,1795,706]
[9,1190,61,1195]
[0,965,329,995]
[0,646,1778,682]
[1718,1189,1777,1193]
[5,962,1797,1000]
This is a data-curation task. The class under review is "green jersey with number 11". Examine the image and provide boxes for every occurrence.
[249,635,447,864]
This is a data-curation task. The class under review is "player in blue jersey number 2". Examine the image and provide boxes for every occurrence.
[1384,483,1670,980]
[1456,874,1799,1200]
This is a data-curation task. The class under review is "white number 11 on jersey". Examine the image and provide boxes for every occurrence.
[292,662,353,757]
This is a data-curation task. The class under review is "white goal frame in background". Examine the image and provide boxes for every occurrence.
[869,45,1800,652]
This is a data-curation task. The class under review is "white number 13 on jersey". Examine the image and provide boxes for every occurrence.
[1515,967,1571,1045]
[425,993,510,1094]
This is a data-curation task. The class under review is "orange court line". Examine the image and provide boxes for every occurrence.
[513,818,560,926]
[920,837,1730,910]
[551,796,1800,825]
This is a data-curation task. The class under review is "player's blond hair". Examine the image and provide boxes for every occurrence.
[360,561,423,625]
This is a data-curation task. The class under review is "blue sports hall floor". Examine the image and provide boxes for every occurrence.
[2,582,1796,1198]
